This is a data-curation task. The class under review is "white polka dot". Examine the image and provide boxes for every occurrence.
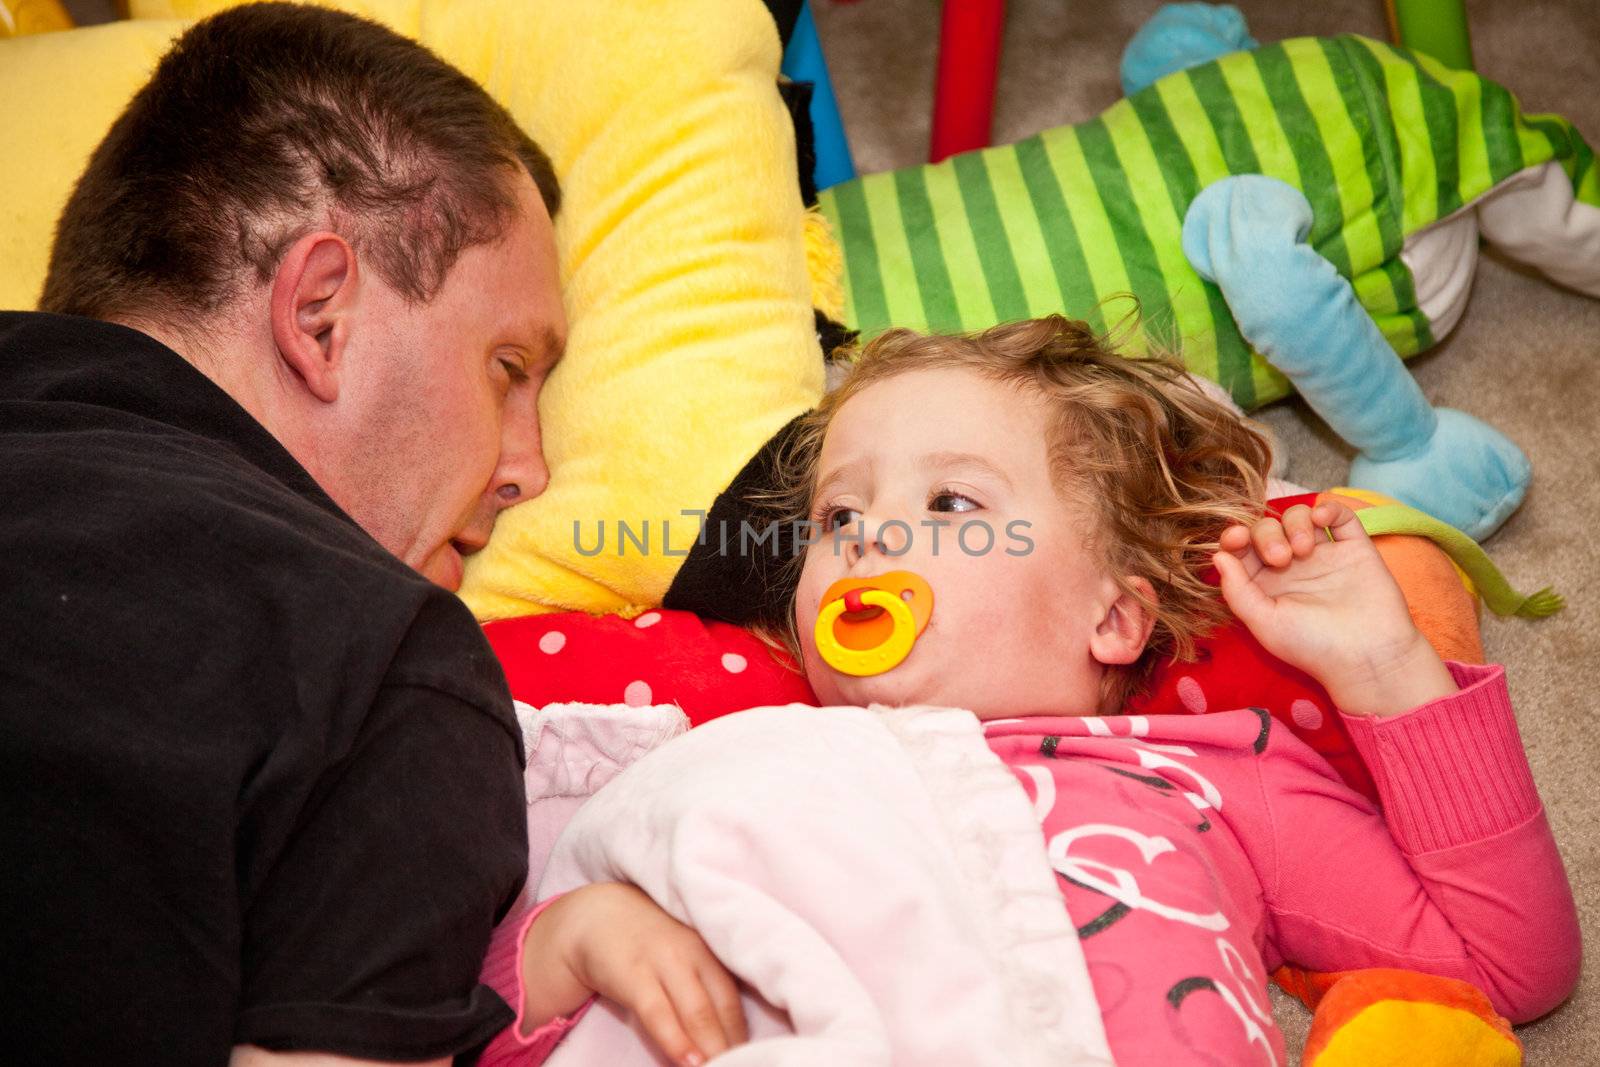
[538,630,567,654]
[634,612,662,629]
[1176,675,1207,715]
[721,653,748,674]
[1291,699,1325,731]
[624,680,653,707]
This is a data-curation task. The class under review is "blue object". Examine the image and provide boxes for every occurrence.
[782,1,855,191]
[1181,175,1529,540]
[1120,2,1258,96]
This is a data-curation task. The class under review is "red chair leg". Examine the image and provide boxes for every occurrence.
[929,0,1007,162]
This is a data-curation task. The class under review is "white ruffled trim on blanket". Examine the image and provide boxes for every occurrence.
[515,700,689,801]
[874,706,1116,1067]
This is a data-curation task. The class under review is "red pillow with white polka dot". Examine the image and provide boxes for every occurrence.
[484,492,1374,802]
[483,609,817,729]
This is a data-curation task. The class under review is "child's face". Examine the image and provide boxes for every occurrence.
[796,367,1136,719]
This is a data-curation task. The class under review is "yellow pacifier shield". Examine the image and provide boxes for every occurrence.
[814,571,933,676]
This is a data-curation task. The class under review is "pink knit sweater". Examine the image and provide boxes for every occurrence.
[476,899,587,1064]
[984,662,1579,1064]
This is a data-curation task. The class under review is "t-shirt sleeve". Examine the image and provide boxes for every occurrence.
[233,679,528,1060]
[1253,663,1580,1024]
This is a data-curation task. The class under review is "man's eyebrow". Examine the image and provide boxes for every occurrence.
[536,325,565,368]
[916,451,1013,490]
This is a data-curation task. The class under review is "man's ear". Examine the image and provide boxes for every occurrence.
[1089,576,1157,667]
[269,233,357,404]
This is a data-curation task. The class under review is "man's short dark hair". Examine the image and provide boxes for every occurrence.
[41,1,560,322]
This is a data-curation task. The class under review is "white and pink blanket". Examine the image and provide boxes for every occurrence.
[520,700,1115,1067]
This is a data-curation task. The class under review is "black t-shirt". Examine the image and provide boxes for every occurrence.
[0,312,528,1063]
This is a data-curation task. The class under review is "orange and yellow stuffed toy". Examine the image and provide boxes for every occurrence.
[1281,966,1522,1066]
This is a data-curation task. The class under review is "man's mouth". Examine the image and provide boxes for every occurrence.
[451,536,486,558]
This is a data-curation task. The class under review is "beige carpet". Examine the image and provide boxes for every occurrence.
[814,0,1599,1061]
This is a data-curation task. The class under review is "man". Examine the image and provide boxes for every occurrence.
[0,5,740,1065]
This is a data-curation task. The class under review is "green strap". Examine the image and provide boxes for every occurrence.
[1355,505,1564,617]
[1391,0,1475,71]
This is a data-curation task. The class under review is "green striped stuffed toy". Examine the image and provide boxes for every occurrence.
[818,23,1598,539]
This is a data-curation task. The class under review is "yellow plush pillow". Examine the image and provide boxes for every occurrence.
[424,1,823,619]
[128,0,421,35]
[5,0,822,618]
[0,20,185,310]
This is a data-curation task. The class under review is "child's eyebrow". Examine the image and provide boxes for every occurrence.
[916,451,1014,490]
[814,458,870,501]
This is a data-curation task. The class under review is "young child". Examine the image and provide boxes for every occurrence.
[768,314,1579,1064]
[496,313,1574,1062]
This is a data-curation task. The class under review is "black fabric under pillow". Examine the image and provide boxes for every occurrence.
[763,0,804,46]
[778,77,820,207]
[663,415,808,629]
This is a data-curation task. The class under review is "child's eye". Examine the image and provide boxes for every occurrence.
[819,506,862,531]
[498,357,530,384]
[929,491,980,513]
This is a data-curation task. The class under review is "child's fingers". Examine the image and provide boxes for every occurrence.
[1313,500,1368,542]
[1216,525,1265,579]
[1279,504,1319,557]
[701,960,748,1045]
[630,978,704,1067]
[1219,523,1251,553]
[659,963,735,1063]
[1213,549,1274,629]
[1249,517,1293,567]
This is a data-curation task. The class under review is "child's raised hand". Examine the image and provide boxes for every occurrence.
[520,882,747,1066]
[1212,501,1457,717]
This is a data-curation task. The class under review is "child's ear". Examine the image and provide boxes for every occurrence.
[1089,576,1156,666]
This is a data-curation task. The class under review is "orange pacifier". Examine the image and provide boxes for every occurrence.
[813,570,934,676]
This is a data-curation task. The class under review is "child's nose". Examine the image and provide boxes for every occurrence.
[846,514,912,565]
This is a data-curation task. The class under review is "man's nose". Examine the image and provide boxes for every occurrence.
[492,408,549,511]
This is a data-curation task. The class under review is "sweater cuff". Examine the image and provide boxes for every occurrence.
[476,895,594,1065]
[1340,662,1540,854]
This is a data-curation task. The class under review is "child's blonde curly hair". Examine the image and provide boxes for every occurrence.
[762,313,1274,714]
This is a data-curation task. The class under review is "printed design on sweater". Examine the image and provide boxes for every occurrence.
[1017,712,1282,1065]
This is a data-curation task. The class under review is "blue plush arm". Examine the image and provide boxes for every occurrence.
[1181,175,1436,461]
[1181,175,1529,540]
[1119,2,1257,95]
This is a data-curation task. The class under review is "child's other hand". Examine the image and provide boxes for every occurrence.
[521,882,747,1066]
[1212,501,1456,717]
